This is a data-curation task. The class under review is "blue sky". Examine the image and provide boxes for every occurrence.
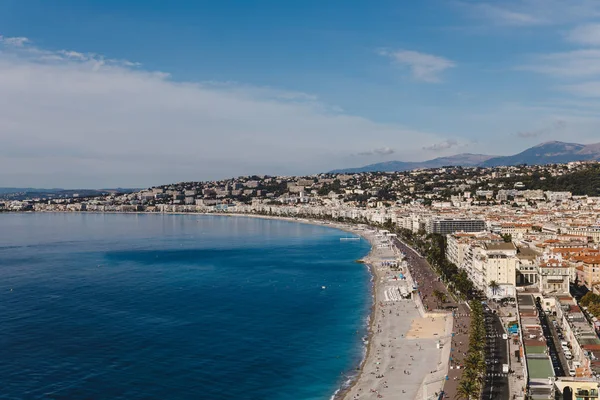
[2,0,600,188]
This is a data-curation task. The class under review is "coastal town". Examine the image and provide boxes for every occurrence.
[5,161,600,399]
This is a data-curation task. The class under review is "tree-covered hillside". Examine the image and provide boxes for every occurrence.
[492,164,600,196]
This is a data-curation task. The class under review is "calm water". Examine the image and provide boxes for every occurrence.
[0,213,371,400]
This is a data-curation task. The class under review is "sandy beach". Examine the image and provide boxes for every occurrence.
[333,227,452,400]
[206,214,453,400]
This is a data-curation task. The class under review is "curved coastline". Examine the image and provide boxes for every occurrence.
[0,211,374,400]
[22,211,378,399]
[212,214,449,400]
[206,213,379,399]
[15,211,448,399]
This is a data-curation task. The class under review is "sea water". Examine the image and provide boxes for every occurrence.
[0,213,371,400]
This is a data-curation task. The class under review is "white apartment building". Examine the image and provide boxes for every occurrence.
[446,233,474,268]
[478,242,518,299]
[447,235,518,299]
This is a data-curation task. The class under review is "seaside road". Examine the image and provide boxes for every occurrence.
[481,308,509,400]
[392,238,475,400]
[391,239,455,314]
[341,232,446,400]
[441,303,471,400]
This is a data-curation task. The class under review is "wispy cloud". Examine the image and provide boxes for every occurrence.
[561,81,600,97]
[470,3,544,26]
[0,35,142,70]
[0,35,30,46]
[458,0,600,27]
[0,36,446,187]
[356,147,395,156]
[566,23,600,46]
[378,49,455,83]
[422,139,459,151]
[519,49,600,77]
[516,120,566,138]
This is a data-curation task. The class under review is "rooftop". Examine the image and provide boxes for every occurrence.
[484,242,517,251]
[517,247,540,260]
[518,294,535,307]
[527,357,555,379]
[525,344,548,355]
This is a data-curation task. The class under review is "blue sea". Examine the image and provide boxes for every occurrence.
[0,213,371,400]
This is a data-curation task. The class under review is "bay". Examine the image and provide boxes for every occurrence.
[0,213,371,400]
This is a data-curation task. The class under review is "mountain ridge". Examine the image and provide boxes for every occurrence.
[331,141,600,173]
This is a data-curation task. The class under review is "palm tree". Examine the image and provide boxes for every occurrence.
[464,357,484,383]
[489,280,500,298]
[432,289,447,309]
[455,379,477,400]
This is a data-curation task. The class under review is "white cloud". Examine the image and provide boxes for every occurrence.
[566,24,600,46]
[561,81,600,97]
[378,49,455,83]
[0,35,30,46]
[519,49,600,77]
[0,36,445,187]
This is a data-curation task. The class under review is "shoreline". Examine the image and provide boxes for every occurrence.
[215,214,380,399]
[331,232,378,400]
[335,227,451,400]
[11,211,449,399]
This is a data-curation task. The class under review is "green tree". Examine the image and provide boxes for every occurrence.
[455,379,477,400]
[433,289,447,308]
[580,292,600,307]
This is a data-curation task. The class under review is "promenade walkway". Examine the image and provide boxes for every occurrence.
[393,238,471,400]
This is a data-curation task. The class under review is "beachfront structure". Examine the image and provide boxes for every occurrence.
[446,233,474,268]
[472,242,518,299]
[425,218,486,235]
[446,233,518,298]
[446,231,503,269]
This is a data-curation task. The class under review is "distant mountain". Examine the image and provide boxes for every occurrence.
[0,187,139,200]
[330,153,495,173]
[0,187,64,195]
[481,141,600,167]
[330,141,600,173]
